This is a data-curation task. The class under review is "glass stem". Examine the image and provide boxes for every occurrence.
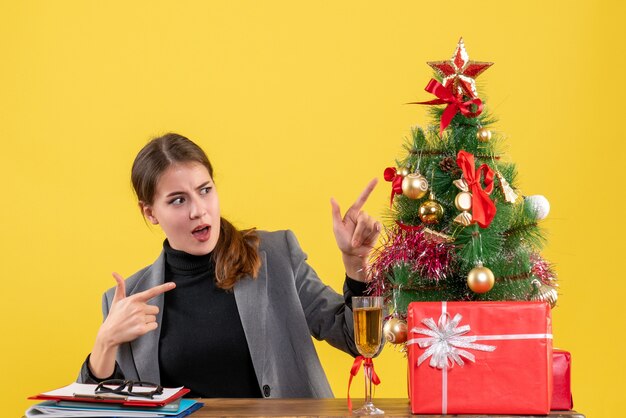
[363,359,373,405]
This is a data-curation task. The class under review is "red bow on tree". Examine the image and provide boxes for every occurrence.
[456,150,496,228]
[383,167,404,207]
[409,79,483,136]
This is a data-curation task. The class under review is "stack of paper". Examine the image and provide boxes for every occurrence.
[26,383,202,418]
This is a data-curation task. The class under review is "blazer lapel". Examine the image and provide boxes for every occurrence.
[234,250,268,388]
[130,252,166,383]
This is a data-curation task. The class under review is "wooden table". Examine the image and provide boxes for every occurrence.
[190,398,585,417]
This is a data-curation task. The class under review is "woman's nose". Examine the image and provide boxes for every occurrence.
[189,197,207,219]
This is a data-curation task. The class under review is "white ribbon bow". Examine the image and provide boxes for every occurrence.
[411,312,497,369]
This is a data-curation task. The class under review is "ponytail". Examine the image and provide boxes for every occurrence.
[213,218,261,290]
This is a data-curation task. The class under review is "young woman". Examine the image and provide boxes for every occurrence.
[78,133,380,398]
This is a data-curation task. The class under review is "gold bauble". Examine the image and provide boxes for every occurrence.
[418,200,444,224]
[454,191,473,211]
[530,279,558,308]
[401,173,429,199]
[467,264,495,293]
[398,166,411,177]
[383,317,408,344]
[476,127,492,142]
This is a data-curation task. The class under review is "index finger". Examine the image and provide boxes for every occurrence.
[350,178,378,211]
[134,282,176,302]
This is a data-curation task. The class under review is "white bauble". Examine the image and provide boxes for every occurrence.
[525,195,550,220]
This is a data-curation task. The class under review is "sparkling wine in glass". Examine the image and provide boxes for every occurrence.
[352,296,384,415]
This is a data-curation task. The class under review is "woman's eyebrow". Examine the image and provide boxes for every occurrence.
[164,181,212,198]
[165,190,186,198]
[196,181,212,190]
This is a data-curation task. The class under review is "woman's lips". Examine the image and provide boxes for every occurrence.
[192,225,211,242]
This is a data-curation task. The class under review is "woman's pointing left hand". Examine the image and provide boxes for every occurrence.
[330,178,381,282]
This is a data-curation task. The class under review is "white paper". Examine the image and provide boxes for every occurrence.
[42,382,184,403]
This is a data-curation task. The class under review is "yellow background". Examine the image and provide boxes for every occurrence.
[1,1,623,417]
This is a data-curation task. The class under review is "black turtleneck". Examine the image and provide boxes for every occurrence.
[157,240,368,398]
[159,240,262,398]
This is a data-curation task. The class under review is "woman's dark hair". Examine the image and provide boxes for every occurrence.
[131,133,260,290]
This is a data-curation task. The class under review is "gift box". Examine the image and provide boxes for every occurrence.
[552,349,573,410]
[407,301,553,415]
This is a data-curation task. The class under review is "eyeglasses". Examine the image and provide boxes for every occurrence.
[95,379,163,399]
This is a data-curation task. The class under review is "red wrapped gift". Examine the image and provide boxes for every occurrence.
[552,349,573,410]
[407,301,553,415]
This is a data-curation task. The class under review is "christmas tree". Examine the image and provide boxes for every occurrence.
[370,38,558,345]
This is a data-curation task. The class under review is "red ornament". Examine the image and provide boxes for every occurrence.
[427,38,493,99]
[384,167,404,207]
[410,79,484,136]
[456,150,496,228]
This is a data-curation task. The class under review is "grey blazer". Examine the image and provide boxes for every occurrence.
[78,230,359,398]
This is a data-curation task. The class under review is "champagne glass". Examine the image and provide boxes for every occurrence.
[352,296,384,415]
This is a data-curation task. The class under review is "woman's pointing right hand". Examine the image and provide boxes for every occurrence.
[88,273,175,379]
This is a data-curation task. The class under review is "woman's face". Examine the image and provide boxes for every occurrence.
[142,162,221,255]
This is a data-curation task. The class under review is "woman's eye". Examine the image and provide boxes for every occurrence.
[200,187,212,195]
[169,197,185,205]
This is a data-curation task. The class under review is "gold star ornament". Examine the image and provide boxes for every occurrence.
[427,38,493,99]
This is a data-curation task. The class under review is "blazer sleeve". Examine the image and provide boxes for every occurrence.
[76,291,126,383]
[284,230,360,357]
